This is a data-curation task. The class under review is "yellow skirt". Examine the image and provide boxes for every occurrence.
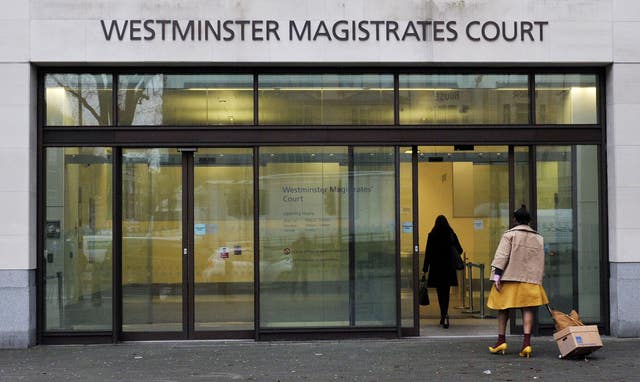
[487,281,549,310]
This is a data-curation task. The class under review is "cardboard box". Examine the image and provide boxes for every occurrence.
[553,325,603,358]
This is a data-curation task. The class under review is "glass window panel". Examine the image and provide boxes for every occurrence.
[536,145,601,324]
[399,147,414,328]
[400,75,529,124]
[194,148,254,331]
[354,147,396,326]
[535,74,598,124]
[118,74,253,126]
[45,147,112,331]
[122,148,182,332]
[259,146,350,328]
[45,74,113,126]
[259,75,394,125]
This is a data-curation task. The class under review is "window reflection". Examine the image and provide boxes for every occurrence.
[535,74,597,124]
[45,147,113,331]
[194,148,254,331]
[45,74,113,126]
[117,74,253,126]
[400,75,529,124]
[536,145,601,323]
[259,147,350,327]
[122,148,183,332]
[259,75,394,125]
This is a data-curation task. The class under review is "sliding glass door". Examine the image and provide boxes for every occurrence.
[258,146,397,329]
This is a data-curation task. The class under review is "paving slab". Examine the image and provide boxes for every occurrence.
[0,336,638,381]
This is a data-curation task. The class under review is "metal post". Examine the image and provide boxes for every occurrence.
[457,255,467,309]
[479,264,485,319]
[56,271,63,326]
[463,262,477,314]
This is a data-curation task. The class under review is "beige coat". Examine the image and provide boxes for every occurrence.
[490,225,545,285]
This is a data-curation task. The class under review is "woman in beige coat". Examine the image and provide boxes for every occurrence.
[487,205,549,358]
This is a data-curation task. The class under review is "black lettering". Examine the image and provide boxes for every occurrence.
[205,20,221,40]
[352,20,356,41]
[401,21,420,41]
[466,21,480,41]
[313,21,331,41]
[358,21,370,41]
[416,21,431,41]
[534,21,548,41]
[332,20,349,41]
[502,21,517,41]
[433,20,445,41]
[290,20,311,40]
[266,20,280,41]
[252,20,263,41]
[446,21,457,41]
[143,20,155,41]
[129,19,142,41]
[521,21,533,41]
[100,20,128,41]
[386,21,399,41]
[370,21,384,41]
[156,20,170,40]
[481,21,500,41]
[223,20,235,41]
[236,20,250,40]
[173,20,194,41]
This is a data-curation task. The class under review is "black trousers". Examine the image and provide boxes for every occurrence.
[436,286,451,318]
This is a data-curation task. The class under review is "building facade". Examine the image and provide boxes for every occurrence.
[0,0,639,347]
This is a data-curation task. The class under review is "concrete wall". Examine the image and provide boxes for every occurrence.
[28,0,613,64]
[606,0,640,337]
[0,1,36,348]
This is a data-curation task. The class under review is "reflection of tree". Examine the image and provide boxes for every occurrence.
[118,76,151,125]
[49,74,149,125]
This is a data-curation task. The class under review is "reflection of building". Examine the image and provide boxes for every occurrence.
[1,0,638,347]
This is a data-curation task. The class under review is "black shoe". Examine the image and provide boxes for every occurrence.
[439,317,445,326]
[443,315,449,329]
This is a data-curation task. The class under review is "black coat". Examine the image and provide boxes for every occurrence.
[423,229,463,287]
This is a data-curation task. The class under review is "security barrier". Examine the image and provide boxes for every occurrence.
[462,262,487,319]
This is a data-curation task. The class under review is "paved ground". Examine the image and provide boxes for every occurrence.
[0,335,637,381]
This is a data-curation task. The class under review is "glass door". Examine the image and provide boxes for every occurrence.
[257,146,397,330]
[121,148,184,336]
[416,146,509,332]
[193,148,255,335]
[121,148,255,339]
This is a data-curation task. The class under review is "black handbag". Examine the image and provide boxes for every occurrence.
[419,274,430,306]
[452,248,465,270]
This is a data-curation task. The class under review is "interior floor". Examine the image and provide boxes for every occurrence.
[419,287,503,337]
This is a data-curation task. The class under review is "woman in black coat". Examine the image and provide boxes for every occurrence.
[423,215,463,329]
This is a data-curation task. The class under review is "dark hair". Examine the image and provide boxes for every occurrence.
[431,215,452,233]
[514,205,531,224]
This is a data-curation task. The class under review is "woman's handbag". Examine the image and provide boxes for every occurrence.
[452,247,465,270]
[419,274,430,306]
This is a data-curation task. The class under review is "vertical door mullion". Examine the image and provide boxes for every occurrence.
[530,146,539,335]
[570,146,579,313]
[394,146,401,335]
[508,146,515,225]
[508,146,517,335]
[412,146,419,334]
[113,147,122,342]
[348,147,355,327]
[182,151,195,338]
[253,146,260,339]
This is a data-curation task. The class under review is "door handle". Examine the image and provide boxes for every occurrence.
[183,248,188,256]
